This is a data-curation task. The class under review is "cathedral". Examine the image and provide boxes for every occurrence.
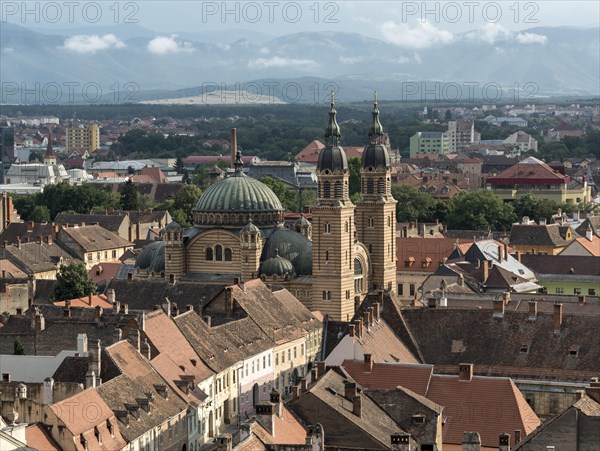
[135,95,397,322]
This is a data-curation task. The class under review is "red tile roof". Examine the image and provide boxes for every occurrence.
[55,294,112,309]
[341,360,433,396]
[397,237,467,273]
[25,424,61,451]
[487,157,569,186]
[295,140,324,164]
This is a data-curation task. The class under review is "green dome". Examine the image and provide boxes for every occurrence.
[262,226,312,275]
[193,173,284,227]
[261,250,295,277]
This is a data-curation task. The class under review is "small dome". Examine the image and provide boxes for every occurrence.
[165,221,182,232]
[294,214,311,228]
[135,241,165,273]
[241,219,260,234]
[317,145,348,172]
[362,143,390,169]
[261,250,295,277]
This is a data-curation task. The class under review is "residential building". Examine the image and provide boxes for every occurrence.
[0,238,76,279]
[509,220,575,255]
[520,254,600,296]
[65,123,100,152]
[446,120,478,152]
[409,131,449,157]
[486,157,592,204]
[503,130,538,153]
[559,225,600,257]
[547,122,585,141]
[5,163,69,187]
[483,115,528,127]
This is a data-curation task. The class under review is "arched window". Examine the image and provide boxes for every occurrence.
[215,245,223,261]
[367,178,374,194]
[324,223,331,234]
[345,221,349,233]
[388,216,391,227]
[334,181,342,198]
[224,248,233,261]
[325,250,329,261]
[205,248,213,261]
[378,177,384,193]
[323,181,331,198]
[354,258,364,293]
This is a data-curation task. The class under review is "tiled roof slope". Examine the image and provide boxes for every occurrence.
[341,361,433,396]
[55,212,127,232]
[398,308,600,372]
[48,387,127,451]
[509,223,573,247]
[58,225,132,252]
[289,369,406,450]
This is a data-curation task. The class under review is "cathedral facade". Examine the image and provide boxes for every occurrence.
[135,96,396,322]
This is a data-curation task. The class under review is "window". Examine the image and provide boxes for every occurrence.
[324,223,331,234]
[589,289,596,295]
[325,250,329,261]
[322,290,331,301]
[104,251,108,259]
[97,252,101,260]
[409,284,415,297]
[215,245,223,261]
[398,284,404,296]
[268,354,271,367]
[112,250,117,258]
[94,427,102,444]
[263,356,266,369]
[224,248,233,261]
[368,217,374,228]
[288,349,291,361]
[555,287,564,295]
[205,248,213,261]
[275,353,279,366]
[334,181,342,198]
[367,178,374,194]
[574,288,582,295]
[345,221,348,233]
[88,253,93,261]
[281,351,285,363]
[301,344,304,355]
[323,181,330,198]
[293,347,297,359]
[106,420,113,437]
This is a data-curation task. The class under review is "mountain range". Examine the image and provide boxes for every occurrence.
[1,23,598,104]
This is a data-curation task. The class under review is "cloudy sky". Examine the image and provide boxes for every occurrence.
[7,1,599,40]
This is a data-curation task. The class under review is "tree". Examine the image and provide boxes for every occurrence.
[53,263,97,301]
[259,176,297,212]
[174,157,185,174]
[120,179,140,210]
[14,338,24,355]
[182,169,192,185]
[391,185,438,223]
[171,184,202,226]
[191,165,210,187]
[445,109,452,121]
[30,205,51,222]
[446,190,516,231]
[512,194,559,223]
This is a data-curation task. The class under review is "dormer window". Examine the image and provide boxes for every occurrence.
[520,344,529,354]
[569,346,580,357]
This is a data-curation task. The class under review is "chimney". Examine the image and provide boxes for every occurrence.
[586,378,600,403]
[364,353,373,372]
[554,303,563,332]
[43,377,54,404]
[316,361,326,377]
[579,295,587,305]
[586,224,593,241]
[216,433,233,451]
[270,390,282,417]
[493,299,504,318]
[355,319,363,339]
[352,394,362,417]
[112,301,120,314]
[311,367,318,382]
[378,289,384,304]
[85,369,96,388]
[528,301,537,320]
[514,430,522,445]
[113,328,122,344]
[128,329,140,351]
[344,381,357,401]
[204,315,212,327]
[459,363,474,381]
[87,292,93,305]
[17,238,21,249]
[461,432,481,451]
[348,323,355,337]
[373,302,380,321]
[367,306,374,326]
[2,373,11,382]
[140,338,151,359]
[291,385,299,400]
[162,298,171,317]
[300,378,308,392]
[497,244,503,261]
[391,432,411,451]
[499,433,510,451]
[515,250,521,262]
[169,273,176,284]
[120,304,129,314]
[482,260,489,282]
[77,333,88,354]
[107,289,115,304]
[502,291,511,305]
[225,287,233,316]
[255,403,275,436]
[362,310,370,331]
[186,304,194,312]
[230,128,237,168]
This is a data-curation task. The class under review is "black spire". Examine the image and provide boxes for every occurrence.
[324,91,341,147]
[233,149,244,175]
[46,133,56,158]
[368,91,384,143]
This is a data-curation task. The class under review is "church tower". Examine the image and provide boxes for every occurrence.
[311,94,356,322]
[164,221,184,281]
[356,93,397,292]
[44,133,57,165]
[240,219,262,281]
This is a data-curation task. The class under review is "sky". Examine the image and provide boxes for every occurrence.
[4,1,599,41]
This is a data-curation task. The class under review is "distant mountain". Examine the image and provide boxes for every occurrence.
[1,23,598,104]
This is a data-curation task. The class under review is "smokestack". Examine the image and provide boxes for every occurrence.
[230,128,237,168]
[554,303,563,332]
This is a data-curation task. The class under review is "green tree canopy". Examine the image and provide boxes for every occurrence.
[53,263,97,302]
[29,205,51,223]
[171,184,203,226]
[14,338,25,355]
[391,185,438,223]
[446,190,516,231]
[348,157,361,198]
[512,194,560,223]
[120,179,140,210]
[259,176,297,212]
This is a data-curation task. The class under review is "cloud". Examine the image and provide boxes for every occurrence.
[259,47,269,55]
[2,47,14,54]
[147,35,194,55]
[380,20,454,49]
[465,23,510,44]
[339,56,363,64]
[515,32,548,45]
[412,53,421,64]
[62,34,125,54]
[247,57,318,69]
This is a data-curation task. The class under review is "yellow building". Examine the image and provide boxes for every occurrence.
[487,157,592,204]
[66,123,100,152]
[509,220,574,255]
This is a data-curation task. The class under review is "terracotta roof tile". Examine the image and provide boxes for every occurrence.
[341,360,433,396]
[25,424,61,451]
